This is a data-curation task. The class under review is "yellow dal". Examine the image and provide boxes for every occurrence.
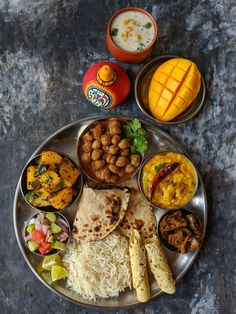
[141,152,197,209]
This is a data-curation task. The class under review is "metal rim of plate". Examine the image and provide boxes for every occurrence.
[135,55,206,125]
[13,115,208,309]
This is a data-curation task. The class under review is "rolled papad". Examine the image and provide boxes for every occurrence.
[144,234,176,294]
[129,229,150,302]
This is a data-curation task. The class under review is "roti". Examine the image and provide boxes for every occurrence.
[72,186,130,242]
[119,178,157,239]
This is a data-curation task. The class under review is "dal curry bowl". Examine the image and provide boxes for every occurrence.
[138,151,198,210]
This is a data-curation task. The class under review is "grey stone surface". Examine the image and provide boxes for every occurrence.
[0,0,235,313]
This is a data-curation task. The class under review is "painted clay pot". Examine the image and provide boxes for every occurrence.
[82,61,130,109]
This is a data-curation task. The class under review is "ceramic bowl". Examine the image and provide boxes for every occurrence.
[106,7,158,63]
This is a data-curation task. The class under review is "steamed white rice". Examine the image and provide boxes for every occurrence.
[63,232,132,300]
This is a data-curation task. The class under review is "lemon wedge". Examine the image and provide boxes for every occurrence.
[51,265,68,282]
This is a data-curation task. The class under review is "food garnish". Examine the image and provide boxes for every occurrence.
[24,151,80,210]
[159,210,202,253]
[111,28,118,36]
[36,254,68,284]
[123,118,148,154]
[34,163,48,177]
[144,22,152,29]
[24,212,69,255]
[150,162,179,200]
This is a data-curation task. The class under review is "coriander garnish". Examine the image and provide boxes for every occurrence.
[155,163,168,172]
[34,163,47,176]
[111,28,118,36]
[123,119,148,154]
[144,22,152,29]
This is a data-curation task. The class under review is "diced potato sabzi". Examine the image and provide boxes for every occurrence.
[41,151,62,170]
[48,188,73,210]
[39,170,61,193]
[27,188,51,207]
[59,157,80,187]
[27,165,38,190]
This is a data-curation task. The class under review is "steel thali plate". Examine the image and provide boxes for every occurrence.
[13,115,207,309]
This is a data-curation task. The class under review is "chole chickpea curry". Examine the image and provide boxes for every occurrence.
[78,118,147,184]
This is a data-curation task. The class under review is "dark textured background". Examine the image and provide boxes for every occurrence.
[0,0,235,313]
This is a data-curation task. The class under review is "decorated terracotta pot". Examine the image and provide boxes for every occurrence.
[82,61,130,109]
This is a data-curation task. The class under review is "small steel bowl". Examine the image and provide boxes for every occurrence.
[24,211,71,257]
[20,151,83,213]
[77,116,144,186]
[135,55,206,125]
[158,208,203,253]
[138,151,198,210]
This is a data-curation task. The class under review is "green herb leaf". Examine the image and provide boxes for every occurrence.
[43,175,52,185]
[144,22,152,29]
[24,191,42,204]
[111,28,118,36]
[136,42,146,51]
[35,163,47,176]
[123,119,148,154]
[53,182,67,193]
[31,180,41,189]
[155,163,168,172]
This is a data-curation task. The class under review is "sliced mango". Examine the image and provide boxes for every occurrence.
[48,187,73,210]
[59,157,80,187]
[39,170,61,193]
[148,58,201,121]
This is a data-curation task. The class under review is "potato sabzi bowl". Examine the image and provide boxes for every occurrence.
[20,151,83,213]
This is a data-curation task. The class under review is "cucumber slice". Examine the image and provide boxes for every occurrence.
[48,235,54,243]
[50,223,62,234]
[28,240,39,252]
[45,213,57,223]
[26,224,35,233]
[52,241,66,251]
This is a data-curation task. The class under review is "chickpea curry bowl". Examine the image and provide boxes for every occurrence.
[21,151,83,212]
[77,117,148,184]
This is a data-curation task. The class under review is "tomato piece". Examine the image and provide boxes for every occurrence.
[39,242,51,255]
[31,230,45,245]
